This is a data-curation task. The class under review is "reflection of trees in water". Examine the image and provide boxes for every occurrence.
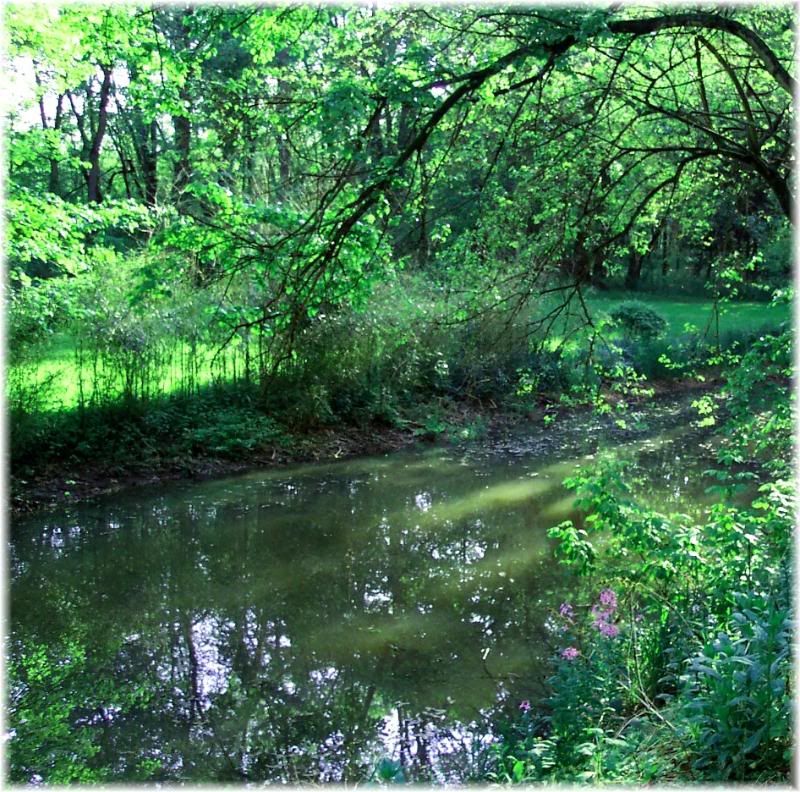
[11,423,713,781]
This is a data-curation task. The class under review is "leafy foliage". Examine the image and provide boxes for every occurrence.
[489,327,793,783]
[609,301,668,341]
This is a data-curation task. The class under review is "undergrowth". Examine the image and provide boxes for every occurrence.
[486,327,792,784]
[9,274,788,481]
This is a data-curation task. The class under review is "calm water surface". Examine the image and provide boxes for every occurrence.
[9,396,720,783]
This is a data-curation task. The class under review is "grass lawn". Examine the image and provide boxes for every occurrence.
[587,291,790,338]
[12,293,791,412]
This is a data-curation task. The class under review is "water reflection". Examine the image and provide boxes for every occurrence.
[9,396,717,783]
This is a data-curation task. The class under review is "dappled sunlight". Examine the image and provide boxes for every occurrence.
[421,477,554,524]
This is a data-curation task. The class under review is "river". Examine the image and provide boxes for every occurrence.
[8,394,721,783]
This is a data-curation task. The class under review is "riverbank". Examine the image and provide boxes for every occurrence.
[9,374,722,517]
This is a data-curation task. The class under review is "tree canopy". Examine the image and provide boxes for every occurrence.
[6,6,794,785]
[8,4,792,365]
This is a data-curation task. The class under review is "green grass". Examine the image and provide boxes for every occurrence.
[586,291,790,338]
[533,291,789,356]
[13,333,255,412]
[12,294,790,413]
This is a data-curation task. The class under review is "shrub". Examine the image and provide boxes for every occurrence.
[679,586,791,780]
[609,301,668,341]
[526,458,792,783]
[184,408,283,457]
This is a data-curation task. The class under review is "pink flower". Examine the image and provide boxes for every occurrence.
[598,588,617,611]
[592,604,613,622]
[519,700,531,712]
[559,602,575,620]
[560,646,580,661]
[595,620,620,638]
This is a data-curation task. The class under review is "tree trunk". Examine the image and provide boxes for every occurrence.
[48,97,64,195]
[143,119,158,206]
[87,66,112,203]
[590,249,607,287]
[173,96,192,199]
[624,250,643,290]
[34,71,64,196]
[277,134,290,191]
[172,9,194,202]
[275,48,292,198]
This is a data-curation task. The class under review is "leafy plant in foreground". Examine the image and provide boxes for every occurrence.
[501,385,793,784]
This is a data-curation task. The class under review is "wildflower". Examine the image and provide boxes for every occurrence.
[591,603,614,622]
[591,590,620,638]
[519,700,531,712]
[598,588,617,611]
[560,646,580,661]
[595,620,620,639]
[558,602,574,620]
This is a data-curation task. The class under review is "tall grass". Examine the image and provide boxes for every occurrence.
[8,266,789,472]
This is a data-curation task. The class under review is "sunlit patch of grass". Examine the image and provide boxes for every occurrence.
[12,333,249,410]
[527,293,787,359]
[12,295,789,415]
[587,292,789,338]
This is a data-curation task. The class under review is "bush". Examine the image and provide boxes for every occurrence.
[184,408,283,457]
[609,301,668,341]
[518,455,792,784]
[679,586,791,780]
[500,330,793,784]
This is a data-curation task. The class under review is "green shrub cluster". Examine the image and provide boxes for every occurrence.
[609,301,668,341]
[9,258,788,478]
[263,282,574,430]
[10,384,287,474]
[487,327,792,784]
[10,274,584,468]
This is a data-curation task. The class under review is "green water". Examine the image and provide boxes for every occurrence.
[8,397,720,783]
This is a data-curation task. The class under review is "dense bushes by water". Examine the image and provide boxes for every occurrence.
[486,328,792,783]
[10,257,786,475]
